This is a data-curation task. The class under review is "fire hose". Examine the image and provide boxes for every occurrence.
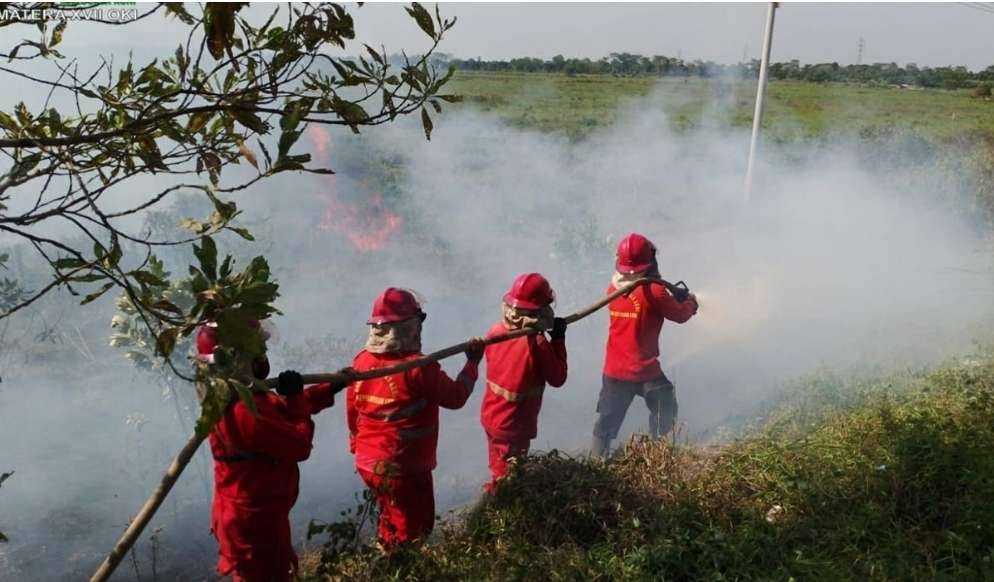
[90,277,692,582]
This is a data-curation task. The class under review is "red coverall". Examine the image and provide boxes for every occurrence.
[595,282,697,443]
[603,282,696,382]
[480,322,567,490]
[210,383,337,582]
[347,350,478,545]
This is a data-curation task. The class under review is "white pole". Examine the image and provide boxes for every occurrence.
[744,2,777,202]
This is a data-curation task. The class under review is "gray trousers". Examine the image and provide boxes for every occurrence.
[593,374,677,441]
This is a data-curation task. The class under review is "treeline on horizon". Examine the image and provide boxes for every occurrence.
[429,53,994,90]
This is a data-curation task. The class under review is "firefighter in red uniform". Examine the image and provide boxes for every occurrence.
[347,288,484,546]
[480,273,568,492]
[198,321,353,582]
[592,233,698,457]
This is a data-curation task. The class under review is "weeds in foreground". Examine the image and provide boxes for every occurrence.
[303,351,994,581]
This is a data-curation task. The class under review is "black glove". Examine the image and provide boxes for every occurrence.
[670,282,691,303]
[550,317,567,341]
[331,367,358,391]
[277,370,304,397]
[465,338,485,363]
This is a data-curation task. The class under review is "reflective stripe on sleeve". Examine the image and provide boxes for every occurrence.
[488,381,543,402]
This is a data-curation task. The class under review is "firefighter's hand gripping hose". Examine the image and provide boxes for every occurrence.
[89,276,686,582]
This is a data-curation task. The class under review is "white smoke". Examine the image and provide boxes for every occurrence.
[1,83,992,580]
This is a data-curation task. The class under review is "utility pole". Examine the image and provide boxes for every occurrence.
[857,37,865,65]
[744,2,777,202]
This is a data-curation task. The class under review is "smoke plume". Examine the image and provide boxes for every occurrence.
[1,85,992,580]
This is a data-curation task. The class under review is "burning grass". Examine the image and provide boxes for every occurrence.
[302,347,994,581]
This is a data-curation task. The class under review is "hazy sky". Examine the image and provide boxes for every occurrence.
[49,3,994,70]
[350,2,994,69]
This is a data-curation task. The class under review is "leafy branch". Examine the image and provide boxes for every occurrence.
[0,3,457,382]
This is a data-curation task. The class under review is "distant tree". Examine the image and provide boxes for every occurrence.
[940,66,970,90]
[447,51,994,90]
[975,83,992,98]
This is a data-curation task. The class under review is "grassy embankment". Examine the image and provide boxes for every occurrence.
[301,73,994,580]
[304,350,994,581]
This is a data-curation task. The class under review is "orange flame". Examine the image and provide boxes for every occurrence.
[309,128,403,252]
[319,191,403,252]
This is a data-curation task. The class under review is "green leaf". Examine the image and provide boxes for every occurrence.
[364,44,385,66]
[138,136,166,171]
[80,282,114,305]
[103,240,123,269]
[421,108,433,141]
[230,379,258,415]
[152,300,183,314]
[256,138,273,170]
[53,257,86,270]
[68,273,107,283]
[280,99,312,132]
[165,3,196,25]
[193,236,218,281]
[219,255,234,279]
[14,102,29,126]
[155,327,180,357]
[188,111,212,133]
[331,97,368,128]
[406,2,436,38]
[0,111,17,131]
[50,20,67,47]
[200,152,222,186]
[131,270,165,287]
[216,311,265,356]
[238,282,279,308]
[229,227,255,241]
[229,107,268,134]
[195,380,228,437]
[277,129,302,159]
[203,3,247,60]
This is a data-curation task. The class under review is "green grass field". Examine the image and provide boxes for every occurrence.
[446,71,994,141]
[442,71,994,229]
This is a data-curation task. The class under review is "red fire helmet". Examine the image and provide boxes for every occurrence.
[615,233,656,274]
[503,272,555,310]
[195,319,268,361]
[368,287,424,325]
[196,322,219,359]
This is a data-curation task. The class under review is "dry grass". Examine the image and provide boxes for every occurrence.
[300,349,994,581]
